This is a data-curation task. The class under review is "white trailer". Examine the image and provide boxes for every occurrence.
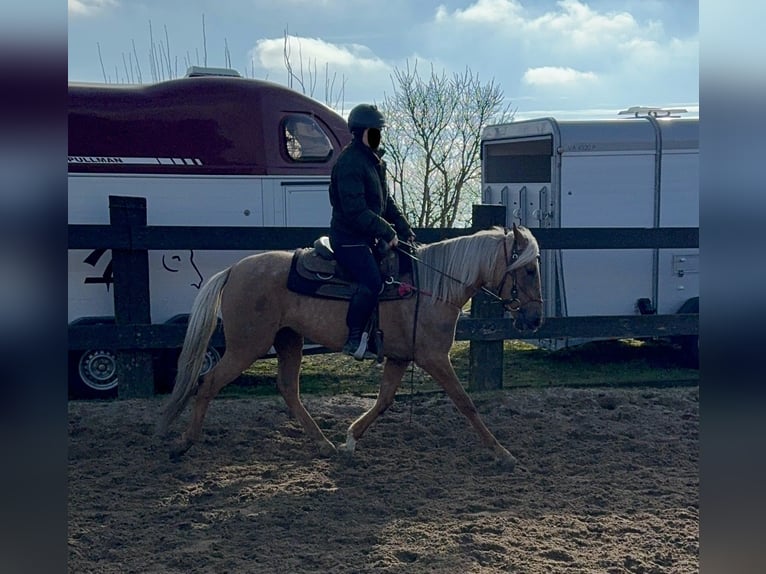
[68,67,351,397]
[480,111,698,359]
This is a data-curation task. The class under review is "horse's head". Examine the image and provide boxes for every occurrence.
[494,224,544,332]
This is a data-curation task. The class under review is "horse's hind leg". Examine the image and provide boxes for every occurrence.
[340,357,410,456]
[171,348,260,459]
[418,355,517,471]
[274,328,336,457]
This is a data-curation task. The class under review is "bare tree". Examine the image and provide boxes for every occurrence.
[99,17,241,84]
[381,61,514,227]
[282,29,346,112]
[98,20,346,111]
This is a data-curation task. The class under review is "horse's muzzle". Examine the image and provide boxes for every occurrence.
[512,306,543,332]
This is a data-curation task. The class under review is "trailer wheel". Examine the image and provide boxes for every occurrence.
[157,314,223,393]
[69,349,119,399]
[155,346,222,394]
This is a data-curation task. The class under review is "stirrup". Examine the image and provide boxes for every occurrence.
[345,332,376,361]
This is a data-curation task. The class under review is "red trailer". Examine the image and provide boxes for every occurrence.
[69,67,351,397]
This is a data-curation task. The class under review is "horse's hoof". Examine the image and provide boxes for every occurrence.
[337,441,356,460]
[495,451,518,472]
[169,440,191,461]
[317,441,337,458]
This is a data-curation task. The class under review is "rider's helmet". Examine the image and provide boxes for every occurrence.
[347,104,386,132]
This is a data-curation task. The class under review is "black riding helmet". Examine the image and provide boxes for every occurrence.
[347,103,386,132]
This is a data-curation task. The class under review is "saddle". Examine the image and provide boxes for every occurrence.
[286,236,415,301]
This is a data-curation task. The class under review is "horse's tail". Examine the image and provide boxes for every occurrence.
[156,267,231,436]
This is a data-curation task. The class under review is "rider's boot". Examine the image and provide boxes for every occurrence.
[343,328,376,360]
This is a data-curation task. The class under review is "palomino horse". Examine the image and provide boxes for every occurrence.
[157,224,543,470]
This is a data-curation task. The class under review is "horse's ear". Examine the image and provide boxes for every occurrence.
[512,222,525,246]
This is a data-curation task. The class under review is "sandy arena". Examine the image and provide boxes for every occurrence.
[68,385,698,573]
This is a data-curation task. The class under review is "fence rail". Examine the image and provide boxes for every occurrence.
[68,313,699,349]
[68,197,698,397]
[68,223,698,251]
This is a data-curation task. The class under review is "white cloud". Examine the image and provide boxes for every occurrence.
[522,66,597,86]
[251,35,390,75]
[436,0,525,24]
[618,34,697,66]
[248,34,395,106]
[433,0,665,53]
[428,0,697,109]
[528,0,642,50]
[68,0,116,16]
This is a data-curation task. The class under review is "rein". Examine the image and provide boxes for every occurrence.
[395,232,537,312]
[394,230,539,423]
[407,251,421,423]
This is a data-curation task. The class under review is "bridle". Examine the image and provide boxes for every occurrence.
[484,228,544,313]
[396,229,543,313]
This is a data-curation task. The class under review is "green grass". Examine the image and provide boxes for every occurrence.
[220,338,698,398]
[492,338,697,388]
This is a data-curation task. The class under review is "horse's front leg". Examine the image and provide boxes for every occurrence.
[274,328,336,457]
[418,355,517,471]
[339,357,410,456]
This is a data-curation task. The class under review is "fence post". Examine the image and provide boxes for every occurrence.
[109,195,155,398]
[468,204,506,391]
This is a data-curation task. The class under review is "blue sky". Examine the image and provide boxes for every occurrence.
[68,0,699,119]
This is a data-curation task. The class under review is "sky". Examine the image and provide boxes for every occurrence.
[67,0,698,120]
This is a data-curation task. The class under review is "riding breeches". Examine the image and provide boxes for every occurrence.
[329,233,383,330]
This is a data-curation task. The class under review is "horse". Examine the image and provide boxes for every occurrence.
[157,224,543,470]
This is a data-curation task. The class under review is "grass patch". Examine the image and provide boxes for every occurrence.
[231,352,385,397]
[497,338,696,388]
[221,338,697,398]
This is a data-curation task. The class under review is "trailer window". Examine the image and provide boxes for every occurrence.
[483,138,552,183]
[282,115,334,162]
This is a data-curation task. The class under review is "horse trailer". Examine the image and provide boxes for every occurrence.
[480,110,699,361]
[68,67,351,397]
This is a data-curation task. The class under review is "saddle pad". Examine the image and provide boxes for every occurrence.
[286,248,413,301]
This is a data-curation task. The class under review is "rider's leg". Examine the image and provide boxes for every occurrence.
[330,238,383,359]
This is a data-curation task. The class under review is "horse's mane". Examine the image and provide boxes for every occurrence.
[413,226,539,305]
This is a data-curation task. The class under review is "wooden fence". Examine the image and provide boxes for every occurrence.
[68,196,699,397]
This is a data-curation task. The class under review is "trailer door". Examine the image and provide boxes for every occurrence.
[656,149,699,314]
[559,152,655,316]
[482,136,558,318]
[482,137,553,229]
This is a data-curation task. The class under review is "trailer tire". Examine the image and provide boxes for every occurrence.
[155,346,222,394]
[157,314,224,393]
[69,349,119,399]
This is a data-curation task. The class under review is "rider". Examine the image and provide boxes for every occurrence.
[329,103,415,359]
